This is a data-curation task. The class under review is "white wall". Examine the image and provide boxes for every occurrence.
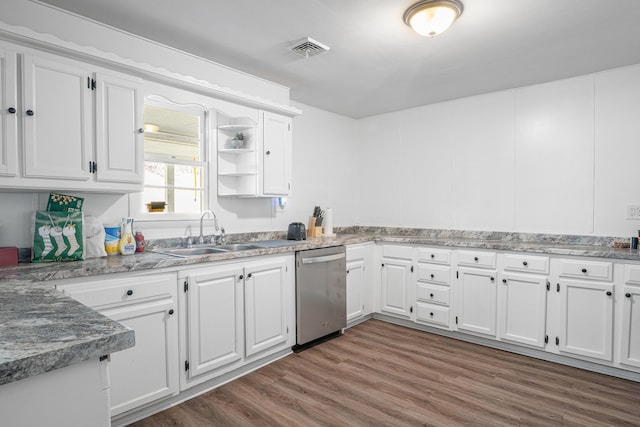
[357,65,640,237]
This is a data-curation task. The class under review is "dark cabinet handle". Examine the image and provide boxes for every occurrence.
[430,274,434,279]
[606,291,612,296]
[581,268,587,273]
[346,269,350,274]
[430,254,435,259]
[522,261,528,266]
[247,273,252,278]
[430,312,434,317]
[126,289,133,296]
[26,109,34,116]
[490,277,495,281]
[168,309,174,315]
[7,107,16,114]
[626,293,632,298]
[239,274,244,280]
[138,128,145,134]
[429,293,434,298]
[266,150,271,155]
[474,257,479,261]
[502,279,507,283]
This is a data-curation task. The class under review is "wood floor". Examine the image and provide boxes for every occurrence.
[130,320,640,427]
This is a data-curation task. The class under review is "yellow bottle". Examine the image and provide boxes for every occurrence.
[118,217,137,255]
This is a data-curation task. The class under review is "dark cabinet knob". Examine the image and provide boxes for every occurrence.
[430,254,435,259]
[430,312,434,317]
[138,128,145,134]
[346,269,350,274]
[522,261,528,266]
[266,150,271,155]
[606,291,612,296]
[168,309,174,315]
[126,289,133,296]
[429,293,434,298]
[430,274,434,279]
[26,109,34,116]
[247,273,252,278]
[626,293,632,298]
[490,277,495,282]
[7,107,16,114]
[239,274,244,280]
[474,257,479,261]
[581,268,587,273]
[502,279,507,283]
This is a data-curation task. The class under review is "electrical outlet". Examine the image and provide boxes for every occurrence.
[627,205,640,220]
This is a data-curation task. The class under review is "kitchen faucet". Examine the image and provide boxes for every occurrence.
[199,210,220,244]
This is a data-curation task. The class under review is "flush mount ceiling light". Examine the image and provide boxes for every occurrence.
[403,0,464,37]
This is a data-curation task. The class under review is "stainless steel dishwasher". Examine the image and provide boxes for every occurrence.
[294,245,346,350]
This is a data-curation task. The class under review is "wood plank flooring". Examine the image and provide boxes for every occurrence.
[130,320,640,426]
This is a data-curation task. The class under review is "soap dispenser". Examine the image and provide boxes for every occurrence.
[118,217,137,255]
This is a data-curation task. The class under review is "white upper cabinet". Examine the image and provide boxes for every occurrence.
[0,48,17,177]
[22,53,92,181]
[0,42,144,193]
[95,71,143,183]
[262,111,292,196]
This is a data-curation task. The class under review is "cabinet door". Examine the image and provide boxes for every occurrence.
[22,53,91,180]
[262,111,291,196]
[346,259,365,322]
[244,258,288,357]
[499,273,547,348]
[103,298,178,416]
[95,71,143,183]
[457,268,497,337]
[620,286,640,368]
[558,279,613,361]
[186,265,244,378]
[380,258,413,319]
[0,48,17,176]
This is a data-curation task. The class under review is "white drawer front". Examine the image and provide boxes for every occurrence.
[416,247,451,265]
[624,264,640,285]
[416,264,450,286]
[382,244,413,260]
[416,283,450,306]
[58,273,176,308]
[503,253,549,274]
[457,250,497,269]
[416,302,450,327]
[558,259,613,282]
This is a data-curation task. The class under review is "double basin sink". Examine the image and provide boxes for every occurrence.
[153,240,306,258]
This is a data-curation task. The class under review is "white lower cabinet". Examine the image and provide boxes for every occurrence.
[180,255,295,388]
[621,285,640,368]
[498,273,547,348]
[457,266,497,337]
[346,243,375,323]
[55,273,179,416]
[557,279,614,361]
[380,245,414,320]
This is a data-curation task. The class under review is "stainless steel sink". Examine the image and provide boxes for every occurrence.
[216,243,264,251]
[153,247,229,257]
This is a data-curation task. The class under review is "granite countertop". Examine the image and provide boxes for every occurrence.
[2,228,639,387]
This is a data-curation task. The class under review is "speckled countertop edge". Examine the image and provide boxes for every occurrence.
[2,227,640,387]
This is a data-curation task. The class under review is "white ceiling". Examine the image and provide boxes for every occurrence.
[37,0,640,118]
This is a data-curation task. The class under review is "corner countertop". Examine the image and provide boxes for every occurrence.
[2,229,639,387]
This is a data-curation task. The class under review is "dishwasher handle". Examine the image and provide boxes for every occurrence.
[301,252,345,264]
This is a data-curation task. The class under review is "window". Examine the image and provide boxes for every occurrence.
[141,100,207,215]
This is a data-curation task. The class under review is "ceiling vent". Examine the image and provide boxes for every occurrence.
[289,37,330,59]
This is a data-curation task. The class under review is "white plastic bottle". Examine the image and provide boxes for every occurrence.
[118,217,137,255]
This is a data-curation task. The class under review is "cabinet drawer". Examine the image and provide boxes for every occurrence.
[457,250,496,269]
[416,264,450,286]
[558,259,613,282]
[382,244,413,260]
[58,273,176,308]
[416,283,450,306]
[624,264,640,285]
[416,302,450,328]
[503,253,549,274]
[346,243,371,262]
[416,247,451,265]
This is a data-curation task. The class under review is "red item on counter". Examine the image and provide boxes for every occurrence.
[0,247,18,266]
[135,232,145,253]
